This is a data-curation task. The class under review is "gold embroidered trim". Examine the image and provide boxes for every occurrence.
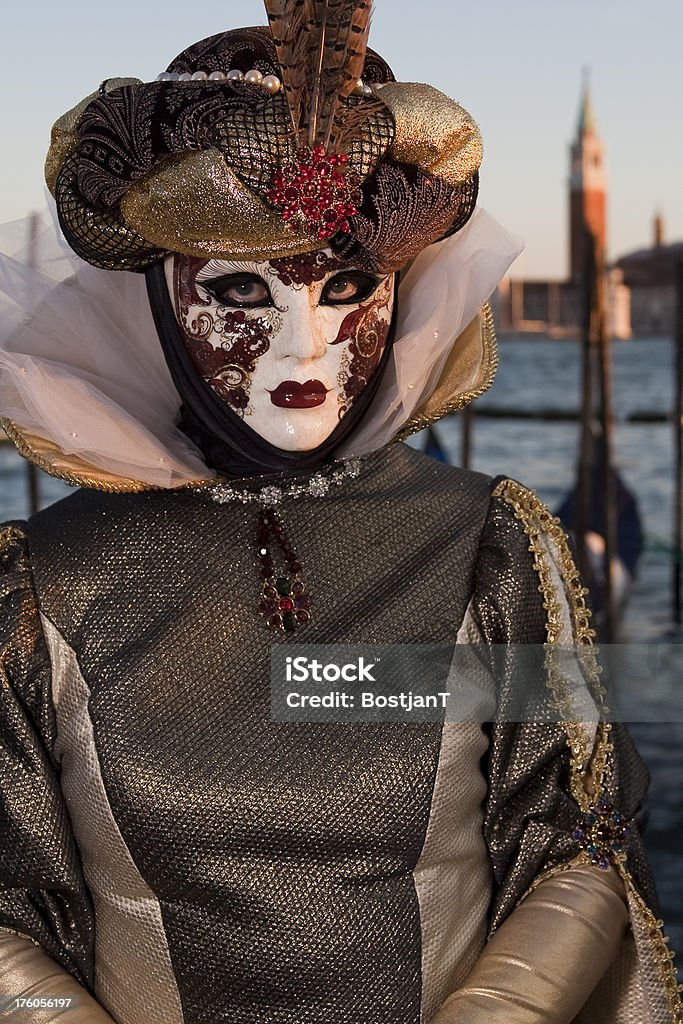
[495,479,683,1015]
[492,478,612,813]
[0,525,27,551]
[393,303,498,442]
[616,863,683,1020]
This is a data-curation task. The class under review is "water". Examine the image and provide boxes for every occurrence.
[1,335,682,967]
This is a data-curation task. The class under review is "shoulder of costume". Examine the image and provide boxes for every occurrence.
[488,475,595,645]
[0,521,32,591]
[0,521,57,743]
[396,439,493,490]
[473,476,614,804]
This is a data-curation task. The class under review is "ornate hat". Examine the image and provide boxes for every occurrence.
[45,2,483,274]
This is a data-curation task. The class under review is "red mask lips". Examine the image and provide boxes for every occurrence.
[268,379,330,409]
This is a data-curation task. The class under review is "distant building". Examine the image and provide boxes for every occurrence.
[569,83,607,285]
[494,78,633,339]
[615,216,682,335]
[494,82,683,340]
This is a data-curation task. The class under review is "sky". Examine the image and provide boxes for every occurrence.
[0,0,681,278]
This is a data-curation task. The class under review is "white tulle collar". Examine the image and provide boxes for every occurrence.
[0,202,522,490]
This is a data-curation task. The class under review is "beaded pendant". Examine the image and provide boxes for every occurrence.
[205,458,362,633]
[256,507,313,632]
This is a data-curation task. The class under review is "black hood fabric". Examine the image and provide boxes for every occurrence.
[145,264,399,479]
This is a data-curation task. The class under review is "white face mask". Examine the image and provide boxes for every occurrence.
[164,249,394,451]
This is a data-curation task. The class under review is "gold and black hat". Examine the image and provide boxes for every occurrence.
[46,3,483,274]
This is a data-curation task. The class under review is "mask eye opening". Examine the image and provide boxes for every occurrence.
[320,271,383,306]
[202,272,273,308]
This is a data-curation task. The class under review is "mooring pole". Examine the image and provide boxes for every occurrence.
[674,257,683,625]
[595,242,616,643]
[577,226,595,588]
[461,406,473,470]
[26,212,40,516]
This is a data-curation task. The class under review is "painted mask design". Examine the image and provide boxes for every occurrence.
[166,248,394,451]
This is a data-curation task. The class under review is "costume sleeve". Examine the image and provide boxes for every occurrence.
[0,523,117,1022]
[434,479,683,1024]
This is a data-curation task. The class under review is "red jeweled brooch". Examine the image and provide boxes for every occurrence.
[267,145,362,241]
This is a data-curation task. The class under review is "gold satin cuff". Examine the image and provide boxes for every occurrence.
[431,864,629,1024]
[0,931,117,1023]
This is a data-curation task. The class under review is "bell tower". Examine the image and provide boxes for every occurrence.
[569,73,607,282]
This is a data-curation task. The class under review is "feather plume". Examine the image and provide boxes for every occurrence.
[315,1,374,149]
[263,0,374,150]
[263,0,316,140]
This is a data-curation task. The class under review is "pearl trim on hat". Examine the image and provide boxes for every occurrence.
[155,68,373,97]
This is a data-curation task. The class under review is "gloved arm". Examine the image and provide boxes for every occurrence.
[0,931,117,1023]
[431,863,628,1023]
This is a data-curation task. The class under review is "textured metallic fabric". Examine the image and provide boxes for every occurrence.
[55,153,166,273]
[621,885,672,1024]
[0,527,95,989]
[22,444,492,1023]
[377,83,483,187]
[413,720,493,1021]
[574,937,651,1024]
[120,149,323,264]
[41,615,184,1024]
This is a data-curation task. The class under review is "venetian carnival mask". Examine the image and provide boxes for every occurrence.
[165,250,395,450]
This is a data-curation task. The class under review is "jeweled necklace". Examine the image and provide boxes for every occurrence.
[201,458,363,633]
